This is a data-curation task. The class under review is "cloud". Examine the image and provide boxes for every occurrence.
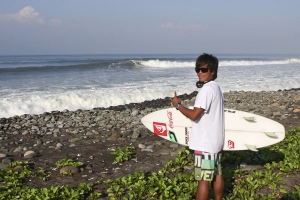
[0,6,62,25]
[0,6,44,24]
[160,22,201,30]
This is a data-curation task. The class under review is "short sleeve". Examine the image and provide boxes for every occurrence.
[194,86,214,112]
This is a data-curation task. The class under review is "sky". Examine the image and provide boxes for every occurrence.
[0,1,300,55]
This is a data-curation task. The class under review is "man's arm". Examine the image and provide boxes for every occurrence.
[178,105,204,121]
[170,92,205,121]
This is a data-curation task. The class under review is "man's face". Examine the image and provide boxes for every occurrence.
[195,64,215,82]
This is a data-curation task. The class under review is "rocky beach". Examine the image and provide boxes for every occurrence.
[0,89,300,199]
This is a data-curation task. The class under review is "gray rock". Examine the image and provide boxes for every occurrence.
[131,132,140,139]
[0,153,6,158]
[170,144,179,148]
[13,146,23,153]
[0,163,7,169]
[141,148,153,152]
[24,150,37,159]
[46,123,55,128]
[22,130,29,135]
[36,139,42,145]
[109,132,120,141]
[138,144,146,149]
[56,143,63,148]
[131,110,139,116]
[13,166,24,172]
[60,166,80,175]
[85,164,93,170]
[69,137,81,143]
[2,158,11,164]
[273,112,281,117]
[86,132,94,136]
[92,130,100,134]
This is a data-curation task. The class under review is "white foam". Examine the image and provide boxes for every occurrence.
[138,60,194,68]
[1,56,300,118]
[0,86,190,118]
[1,72,299,119]
[220,58,300,66]
[136,58,300,68]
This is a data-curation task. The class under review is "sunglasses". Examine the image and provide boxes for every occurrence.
[195,67,210,73]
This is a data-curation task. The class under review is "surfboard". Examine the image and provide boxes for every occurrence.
[141,107,285,151]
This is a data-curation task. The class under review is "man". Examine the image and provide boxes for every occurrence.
[170,53,224,200]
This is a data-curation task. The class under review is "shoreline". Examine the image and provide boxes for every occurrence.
[0,89,299,199]
[0,89,299,141]
[1,88,300,120]
[1,89,300,128]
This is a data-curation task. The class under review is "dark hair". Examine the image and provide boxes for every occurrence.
[195,53,218,80]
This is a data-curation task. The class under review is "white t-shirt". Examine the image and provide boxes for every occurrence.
[189,81,225,153]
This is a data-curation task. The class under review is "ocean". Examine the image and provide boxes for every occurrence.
[0,54,299,118]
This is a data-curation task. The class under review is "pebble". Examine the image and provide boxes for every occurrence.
[0,89,299,167]
[131,132,140,139]
[36,139,42,145]
[2,158,11,164]
[146,145,154,149]
[60,166,80,175]
[138,144,146,149]
[24,150,37,159]
[141,148,153,152]
[170,144,179,148]
[0,163,7,169]
[0,153,6,158]
[56,143,63,148]
[22,130,29,135]
[85,164,93,170]
[13,146,23,153]
[12,166,24,172]
[293,108,300,113]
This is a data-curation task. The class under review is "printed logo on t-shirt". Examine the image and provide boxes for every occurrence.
[228,140,235,149]
[153,122,167,136]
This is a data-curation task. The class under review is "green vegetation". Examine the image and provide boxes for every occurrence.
[0,127,299,199]
[105,149,196,200]
[0,160,101,199]
[111,146,136,163]
[104,126,300,199]
[55,157,83,168]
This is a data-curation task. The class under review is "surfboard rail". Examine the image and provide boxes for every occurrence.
[141,107,285,151]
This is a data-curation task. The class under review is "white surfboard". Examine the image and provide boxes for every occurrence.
[141,107,285,151]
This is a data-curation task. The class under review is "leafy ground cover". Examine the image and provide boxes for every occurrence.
[0,126,299,199]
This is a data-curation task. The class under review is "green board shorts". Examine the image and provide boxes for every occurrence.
[194,150,222,181]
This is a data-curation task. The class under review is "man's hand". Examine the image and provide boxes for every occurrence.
[170,91,182,107]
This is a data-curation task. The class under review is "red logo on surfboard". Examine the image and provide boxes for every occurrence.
[153,122,168,136]
[228,140,235,149]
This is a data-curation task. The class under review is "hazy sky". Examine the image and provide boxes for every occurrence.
[0,1,299,55]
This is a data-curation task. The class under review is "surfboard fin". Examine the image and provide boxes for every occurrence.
[243,117,256,122]
[245,144,258,152]
[264,132,278,138]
